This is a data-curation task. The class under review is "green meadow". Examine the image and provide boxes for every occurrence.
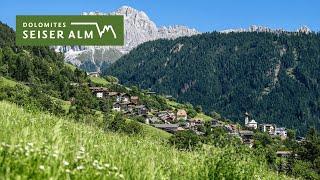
[0,101,289,179]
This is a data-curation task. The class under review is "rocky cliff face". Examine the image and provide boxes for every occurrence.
[55,6,199,72]
[221,25,311,34]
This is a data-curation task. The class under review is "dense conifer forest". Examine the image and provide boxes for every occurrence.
[104,31,320,134]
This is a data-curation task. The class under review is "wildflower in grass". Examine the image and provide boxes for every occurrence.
[96,165,104,170]
[39,165,45,171]
[75,155,83,160]
[1,142,10,148]
[79,146,85,152]
[76,165,85,170]
[118,174,124,179]
[93,160,98,166]
[65,169,71,173]
[104,163,110,168]
[52,152,58,158]
[18,147,23,152]
[63,160,69,166]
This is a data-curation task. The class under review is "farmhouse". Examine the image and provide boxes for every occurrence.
[120,93,130,103]
[89,87,109,98]
[276,151,292,158]
[112,103,121,112]
[87,72,100,77]
[275,127,287,140]
[239,130,254,147]
[134,105,148,115]
[153,124,181,133]
[176,109,187,120]
[157,111,176,122]
[211,119,224,127]
[130,96,139,105]
[185,119,203,129]
[145,116,161,124]
[259,124,276,135]
[107,92,121,101]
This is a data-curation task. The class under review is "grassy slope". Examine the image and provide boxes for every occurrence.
[194,113,212,121]
[0,76,169,140]
[0,101,289,179]
[89,76,110,86]
[0,77,71,112]
[0,76,24,88]
[64,63,110,86]
[65,63,77,71]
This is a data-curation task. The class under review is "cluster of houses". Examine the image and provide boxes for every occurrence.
[89,87,148,116]
[244,112,288,138]
[149,110,206,134]
[88,86,207,134]
[88,85,290,147]
[228,112,289,147]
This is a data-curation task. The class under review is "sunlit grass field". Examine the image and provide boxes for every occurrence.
[0,101,289,179]
[89,76,110,86]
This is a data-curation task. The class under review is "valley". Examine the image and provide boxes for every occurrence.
[104,31,320,135]
[1,3,320,178]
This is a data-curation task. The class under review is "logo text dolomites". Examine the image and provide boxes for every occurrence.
[16,15,124,46]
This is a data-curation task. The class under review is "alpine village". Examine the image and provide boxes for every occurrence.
[1,6,320,179]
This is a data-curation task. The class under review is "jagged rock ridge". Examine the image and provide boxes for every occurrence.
[55,6,199,72]
[221,25,312,34]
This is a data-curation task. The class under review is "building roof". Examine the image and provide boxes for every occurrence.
[188,119,203,123]
[120,93,129,97]
[239,130,254,136]
[89,87,108,92]
[134,105,146,109]
[275,127,286,131]
[113,103,120,107]
[259,123,276,126]
[177,127,185,131]
[153,124,179,128]
[108,92,119,96]
[88,72,99,75]
[119,102,134,105]
[177,109,187,117]
[248,120,257,124]
[131,96,139,100]
[276,151,292,155]
[149,117,160,123]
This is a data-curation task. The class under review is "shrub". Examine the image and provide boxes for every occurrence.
[169,130,200,150]
[105,113,142,135]
[123,120,143,135]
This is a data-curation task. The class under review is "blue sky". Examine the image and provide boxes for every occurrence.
[0,0,319,32]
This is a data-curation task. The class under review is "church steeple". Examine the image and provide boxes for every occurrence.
[244,112,250,125]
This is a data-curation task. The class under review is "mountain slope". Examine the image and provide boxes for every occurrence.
[0,101,288,179]
[56,6,199,72]
[104,31,320,134]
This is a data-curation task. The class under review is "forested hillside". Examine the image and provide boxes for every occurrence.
[104,32,320,134]
[1,20,320,179]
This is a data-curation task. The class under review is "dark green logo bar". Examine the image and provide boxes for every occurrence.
[16,15,124,46]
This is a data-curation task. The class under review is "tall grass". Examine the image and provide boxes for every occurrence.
[0,101,289,179]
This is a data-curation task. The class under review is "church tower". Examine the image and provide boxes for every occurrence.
[244,112,250,125]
